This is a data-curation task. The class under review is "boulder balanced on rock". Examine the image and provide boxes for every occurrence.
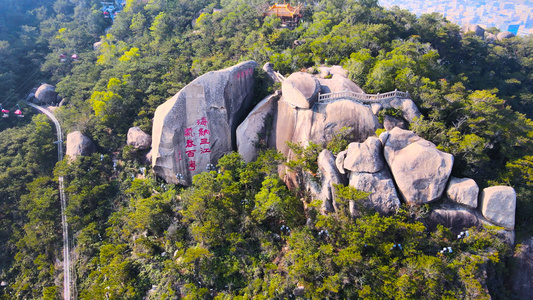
[152,61,258,185]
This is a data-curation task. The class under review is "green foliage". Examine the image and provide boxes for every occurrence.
[326,126,353,155]
[2,0,533,298]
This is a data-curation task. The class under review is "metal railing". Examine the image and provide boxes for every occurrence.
[318,89,410,104]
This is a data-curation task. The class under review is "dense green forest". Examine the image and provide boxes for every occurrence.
[1,0,533,298]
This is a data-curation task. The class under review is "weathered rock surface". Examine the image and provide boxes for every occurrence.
[152,61,258,185]
[480,186,516,230]
[34,84,58,105]
[66,131,96,159]
[383,115,408,131]
[318,74,364,94]
[309,149,347,212]
[335,150,347,175]
[387,98,421,123]
[127,127,152,150]
[461,24,485,37]
[93,41,102,51]
[144,149,152,165]
[497,31,515,41]
[237,93,279,162]
[485,32,497,41]
[510,238,533,299]
[271,99,380,159]
[343,137,384,173]
[371,103,382,115]
[281,72,320,108]
[317,65,348,78]
[262,62,283,83]
[427,207,481,233]
[349,169,400,215]
[384,128,454,205]
[446,177,479,208]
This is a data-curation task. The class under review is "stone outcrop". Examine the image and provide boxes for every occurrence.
[237,93,279,162]
[446,177,479,209]
[480,186,516,230]
[308,149,346,212]
[262,62,283,83]
[318,74,364,94]
[343,137,384,173]
[34,84,58,105]
[349,169,400,215]
[66,131,96,159]
[485,32,497,42]
[281,72,320,108]
[335,150,347,175]
[337,136,400,215]
[93,41,103,51]
[272,99,380,159]
[461,24,485,38]
[316,65,348,78]
[152,60,258,185]
[510,238,533,298]
[384,128,453,205]
[127,127,152,150]
[383,115,408,131]
[387,98,421,123]
[497,31,515,41]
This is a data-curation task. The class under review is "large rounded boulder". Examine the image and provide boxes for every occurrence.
[34,84,58,105]
[127,127,152,150]
[66,131,96,160]
[384,128,454,205]
[446,177,479,209]
[281,72,320,108]
[480,186,516,230]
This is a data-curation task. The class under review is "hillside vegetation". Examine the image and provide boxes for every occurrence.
[0,0,532,299]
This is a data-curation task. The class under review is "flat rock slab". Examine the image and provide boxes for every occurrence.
[152,61,258,185]
[480,186,516,230]
[384,128,454,205]
[446,177,479,208]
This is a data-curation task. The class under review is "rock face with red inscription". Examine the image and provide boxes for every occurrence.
[152,61,258,185]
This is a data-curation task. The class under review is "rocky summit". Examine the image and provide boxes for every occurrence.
[151,62,516,236]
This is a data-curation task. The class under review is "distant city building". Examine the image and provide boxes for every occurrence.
[380,0,533,36]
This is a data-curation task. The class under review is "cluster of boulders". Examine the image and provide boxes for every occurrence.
[313,127,516,234]
[147,61,516,239]
[460,24,516,41]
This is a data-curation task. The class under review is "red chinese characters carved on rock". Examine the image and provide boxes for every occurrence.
[184,127,195,137]
[188,160,196,171]
[234,68,253,80]
[186,140,196,148]
[197,117,208,126]
[199,128,210,136]
[186,150,196,158]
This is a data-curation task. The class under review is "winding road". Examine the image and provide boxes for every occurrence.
[26,102,74,300]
